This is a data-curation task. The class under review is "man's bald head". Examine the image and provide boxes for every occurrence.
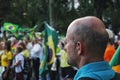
[67,16,109,58]
[68,16,106,34]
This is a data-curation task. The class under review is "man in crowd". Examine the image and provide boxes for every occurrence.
[30,37,42,80]
[64,16,116,80]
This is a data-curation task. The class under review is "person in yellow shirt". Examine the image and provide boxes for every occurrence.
[18,42,30,58]
[59,41,77,80]
[1,40,13,80]
[18,41,31,80]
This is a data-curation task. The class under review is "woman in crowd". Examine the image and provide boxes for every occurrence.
[12,46,24,80]
[1,40,13,80]
[18,42,31,80]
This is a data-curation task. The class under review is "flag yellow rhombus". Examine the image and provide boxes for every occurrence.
[47,35,55,65]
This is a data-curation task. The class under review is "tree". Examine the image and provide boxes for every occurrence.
[0,0,119,34]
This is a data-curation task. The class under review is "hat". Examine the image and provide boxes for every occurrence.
[106,29,114,39]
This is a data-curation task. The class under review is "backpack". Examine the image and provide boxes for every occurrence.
[22,58,31,74]
[20,54,31,74]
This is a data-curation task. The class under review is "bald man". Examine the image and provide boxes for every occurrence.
[64,16,116,80]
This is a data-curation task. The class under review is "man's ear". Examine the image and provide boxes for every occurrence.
[76,41,82,55]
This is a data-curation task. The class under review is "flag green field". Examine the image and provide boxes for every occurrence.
[109,45,120,73]
[3,22,18,32]
[40,22,58,75]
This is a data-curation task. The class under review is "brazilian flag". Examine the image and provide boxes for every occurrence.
[3,22,19,32]
[18,27,33,33]
[109,45,120,73]
[40,22,58,75]
[18,27,34,40]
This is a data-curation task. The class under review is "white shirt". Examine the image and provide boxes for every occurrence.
[14,53,24,73]
[30,43,42,59]
[26,42,33,52]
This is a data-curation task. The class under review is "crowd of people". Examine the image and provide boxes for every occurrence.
[0,16,120,80]
[0,30,77,80]
[0,32,44,80]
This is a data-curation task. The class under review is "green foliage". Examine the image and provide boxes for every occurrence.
[77,0,95,17]
[0,0,119,34]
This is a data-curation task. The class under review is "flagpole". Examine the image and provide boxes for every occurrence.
[49,0,53,27]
